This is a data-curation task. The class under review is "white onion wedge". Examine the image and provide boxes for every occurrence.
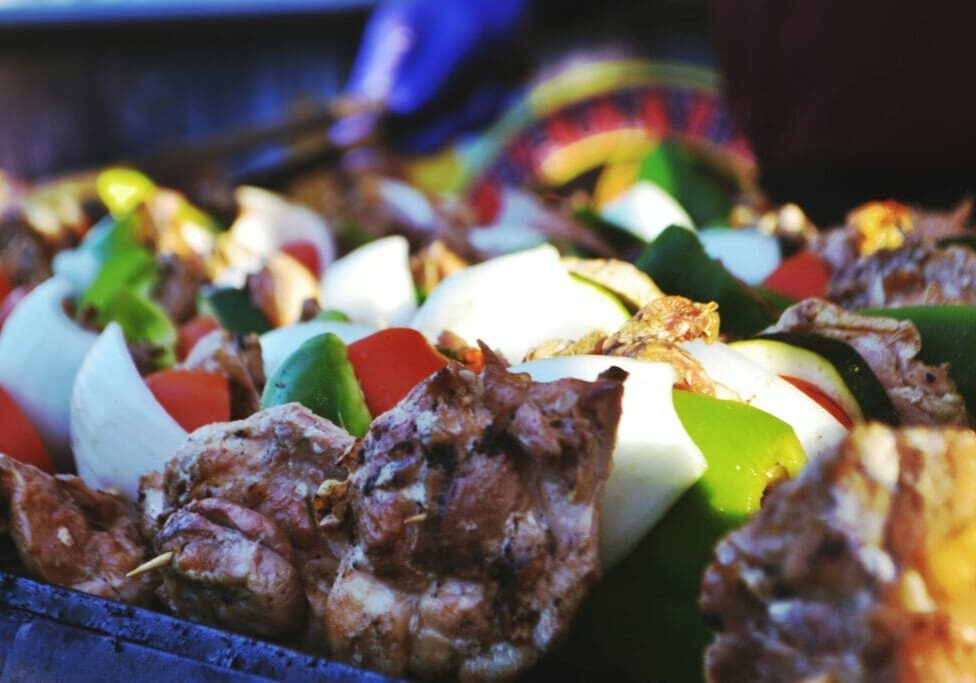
[51,218,115,294]
[260,320,376,378]
[320,235,417,328]
[0,277,98,469]
[510,355,706,568]
[412,245,628,363]
[683,339,848,460]
[600,181,694,242]
[71,323,188,499]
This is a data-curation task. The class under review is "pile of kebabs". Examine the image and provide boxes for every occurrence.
[3,168,976,683]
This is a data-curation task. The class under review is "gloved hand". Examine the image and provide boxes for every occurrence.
[333,0,529,153]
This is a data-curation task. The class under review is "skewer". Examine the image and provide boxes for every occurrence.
[125,552,174,578]
[403,513,427,525]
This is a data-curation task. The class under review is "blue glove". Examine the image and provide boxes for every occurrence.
[337,0,529,152]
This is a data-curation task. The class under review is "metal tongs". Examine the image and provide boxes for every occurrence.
[133,97,385,213]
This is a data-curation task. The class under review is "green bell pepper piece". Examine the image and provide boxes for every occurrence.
[861,305,976,415]
[638,139,733,228]
[550,390,806,682]
[261,332,372,437]
[78,245,157,321]
[104,289,178,369]
[636,225,776,337]
[203,288,272,335]
[315,309,352,323]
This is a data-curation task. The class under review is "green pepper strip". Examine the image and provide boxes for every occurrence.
[260,332,372,437]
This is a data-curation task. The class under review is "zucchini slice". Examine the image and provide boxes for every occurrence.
[752,332,899,425]
[730,338,863,423]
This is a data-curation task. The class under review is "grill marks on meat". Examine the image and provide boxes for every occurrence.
[701,424,976,683]
[155,498,306,637]
[316,353,625,681]
[768,299,969,425]
[182,330,266,419]
[140,403,353,639]
[0,454,156,605]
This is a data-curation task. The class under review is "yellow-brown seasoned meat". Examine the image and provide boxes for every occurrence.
[702,423,976,683]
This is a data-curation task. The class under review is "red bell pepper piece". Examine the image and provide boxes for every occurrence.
[781,375,853,429]
[761,249,830,301]
[0,385,54,472]
[347,328,450,416]
[145,369,231,432]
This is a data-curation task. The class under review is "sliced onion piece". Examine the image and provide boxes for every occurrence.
[412,245,628,363]
[0,277,98,469]
[510,355,706,569]
[320,235,417,328]
[71,322,188,499]
[260,319,376,379]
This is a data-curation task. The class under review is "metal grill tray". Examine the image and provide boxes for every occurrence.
[0,571,399,683]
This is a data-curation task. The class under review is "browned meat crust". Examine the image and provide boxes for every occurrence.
[0,454,156,605]
[155,498,306,637]
[140,403,353,640]
[767,299,969,425]
[316,352,625,681]
[701,424,976,683]
[816,202,976,308]
[182,330,266,419]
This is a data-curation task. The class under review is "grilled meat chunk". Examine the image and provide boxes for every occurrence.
[316,352,625,681]
[701,424,976,683]
[140,403,353,640]
[525,295,722,396]
[155,497,306,637]
[182,330,266,419]
[817,202,976,308]
[767,299,969,425]
[0,454,155,605]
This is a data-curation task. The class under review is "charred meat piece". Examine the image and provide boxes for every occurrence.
[816,201,976,308]
[0,454,156,605]
[701,423,976,683]
[316,352,625,681]
[140,403,353,641]
[767,299,969,425]
[0,217,52,288]
[182,330,266,419]
[155,497,306,637]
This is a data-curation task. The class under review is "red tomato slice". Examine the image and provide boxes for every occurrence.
[347,328,450,416]
[0,285,31,329]
[762,250,830,301]
[781,375,854,429]
[280,240,322,279]
[145,369,231,432]
[0,385,54,472]
[177,315,221,361]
